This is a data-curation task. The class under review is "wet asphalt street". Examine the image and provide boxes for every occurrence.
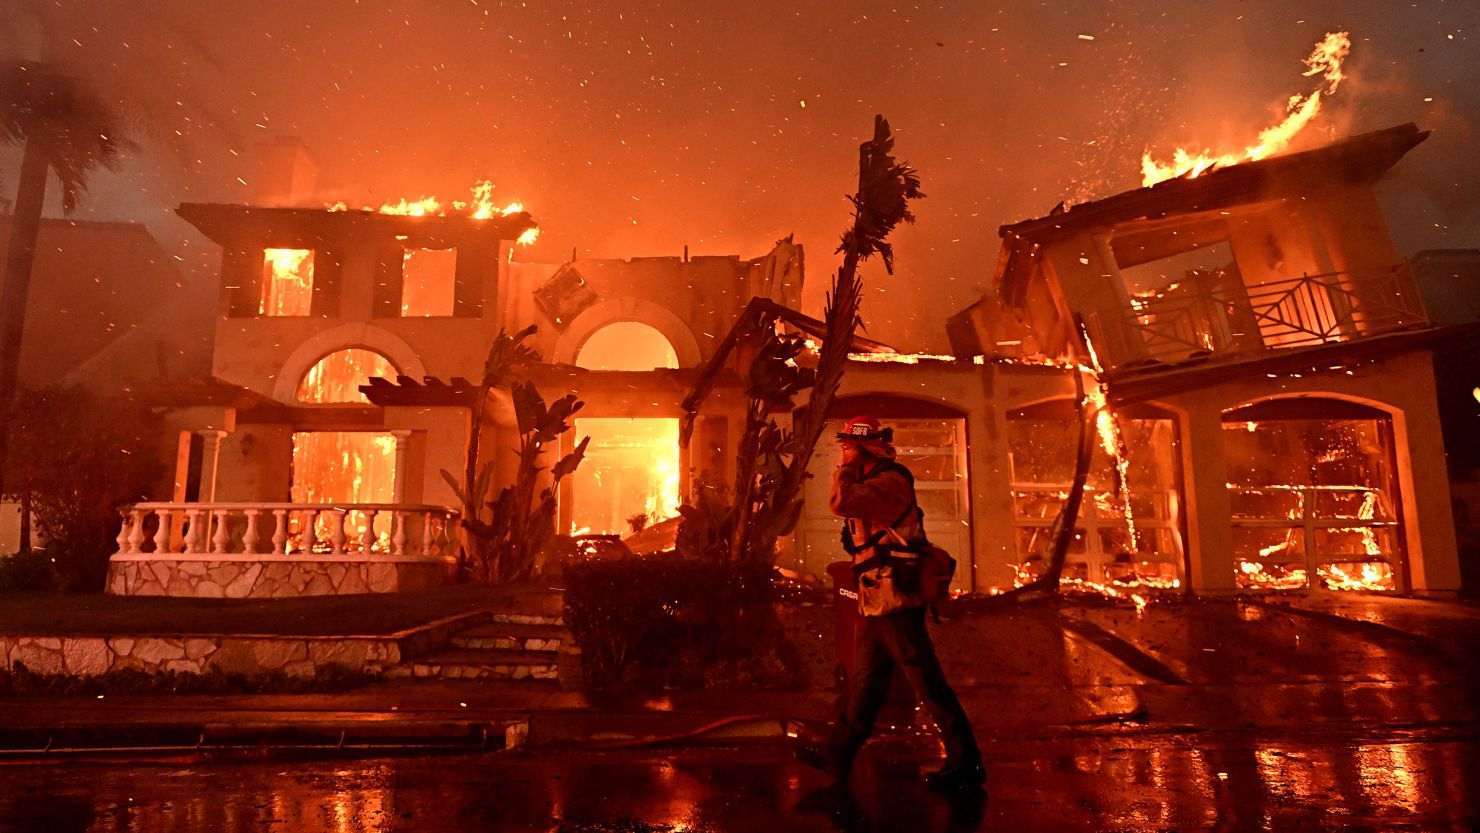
[2,596,1476,831]
[1,724,1475,833]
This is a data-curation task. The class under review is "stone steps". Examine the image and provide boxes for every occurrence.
[389,647,559,680]
[385,611,571,681]
[489,612,565,627]
[452,622,567,652]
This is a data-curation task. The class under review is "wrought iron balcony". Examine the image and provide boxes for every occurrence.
[1085,264,1429,370]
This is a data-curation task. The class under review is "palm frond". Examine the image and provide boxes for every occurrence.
[0,61,130,214]
[836,114,925,274]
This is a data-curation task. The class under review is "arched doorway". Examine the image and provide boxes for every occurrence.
[568,324,682,534]
[291,348,400,547]
[1222,397,1404,591]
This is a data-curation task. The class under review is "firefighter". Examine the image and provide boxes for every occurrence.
[796,415,985,792]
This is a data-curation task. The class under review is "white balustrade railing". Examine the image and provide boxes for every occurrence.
[113,502,459,559]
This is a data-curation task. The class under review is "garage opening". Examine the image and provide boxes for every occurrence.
[1008,401,1184,587]
[1224,398,1403,591]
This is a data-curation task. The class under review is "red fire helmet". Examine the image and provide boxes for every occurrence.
[835,415,893,443]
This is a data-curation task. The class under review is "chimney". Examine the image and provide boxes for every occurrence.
[253,136,319,207]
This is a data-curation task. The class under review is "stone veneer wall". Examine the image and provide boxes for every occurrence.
[0,612,489,678]
[107,556,459,598]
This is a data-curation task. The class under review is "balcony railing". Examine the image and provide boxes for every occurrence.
[1086,264,1429,369]
[113,502,459,560]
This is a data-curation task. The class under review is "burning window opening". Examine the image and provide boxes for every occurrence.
[569,417,681,536]
[1141,31,1351,186]
[260,248,314,316]
[327,179,540,246]
[289,431,397,551]
[400,247,458,317]
[295,348,397,404]
[1225,415,1401,591]
[575,322,679,371]
[1114,232,1236,299]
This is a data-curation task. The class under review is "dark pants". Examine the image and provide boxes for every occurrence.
[829,606,980,767]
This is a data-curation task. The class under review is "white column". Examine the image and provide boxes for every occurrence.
[391,430,413,503]
[197,429,229,502]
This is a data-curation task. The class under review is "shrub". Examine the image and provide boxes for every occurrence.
[0,549,54,592]
[3,387,161,590]
[563,555,788,689]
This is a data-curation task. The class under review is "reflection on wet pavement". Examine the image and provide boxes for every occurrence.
[0,728,1474,832]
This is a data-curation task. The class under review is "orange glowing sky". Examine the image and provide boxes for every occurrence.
[2,0,1477,350]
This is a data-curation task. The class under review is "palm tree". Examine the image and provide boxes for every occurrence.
[738,114,923,561]
[0,62,126,491]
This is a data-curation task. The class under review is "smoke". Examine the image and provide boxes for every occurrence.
[1,0,1476,350]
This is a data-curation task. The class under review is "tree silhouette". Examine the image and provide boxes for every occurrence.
[0,62,128,490]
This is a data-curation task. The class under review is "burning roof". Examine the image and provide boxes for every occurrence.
[175,203,538,248]
[993,123,1429,302]
[1001,123,1428,247]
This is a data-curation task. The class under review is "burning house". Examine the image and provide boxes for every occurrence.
[106,177,809,596]
[106,122,1463,599]
[948,123,1461,595]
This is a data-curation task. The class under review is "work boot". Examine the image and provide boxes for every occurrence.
[924,760,986,792]
[794,743,852,781]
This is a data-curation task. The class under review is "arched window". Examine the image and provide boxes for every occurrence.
[575,322,678,371]
[295,348,398,404]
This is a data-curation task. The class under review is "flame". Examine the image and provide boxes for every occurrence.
[643,450,682,524]
[572,418,682,535]
[1011,566,1180,608]
[1141,31,1351,186]
[1081,330,1142,554]
[1317,561,1394,591]
[847,352,959,364]
[328,179,539,245]
[288,431,398,551]
[1235,559,1309,590]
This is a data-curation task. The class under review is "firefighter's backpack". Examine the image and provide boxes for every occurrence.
[918,543,957,604]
